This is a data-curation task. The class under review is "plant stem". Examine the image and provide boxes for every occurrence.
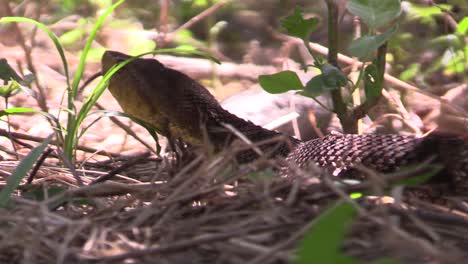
[325,0,357,133]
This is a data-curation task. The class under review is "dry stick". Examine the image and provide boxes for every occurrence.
[56,147,84,186]
[84,224,286,262]
[0,128,121,158]
[26,147,54,184]
[351,15,363,133]
[170,0,228,36]
[366,113,421,134]
[158,0,170,35]
[247,211,331,264]
[2,2,49,112]
[94,102,157,153]
[91,152,151,184]
[388,204,468,227]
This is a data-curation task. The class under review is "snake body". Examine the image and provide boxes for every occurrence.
[102,51,468,181]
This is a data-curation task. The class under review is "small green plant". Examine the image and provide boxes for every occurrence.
[0,0,222,205]
[259,0,402,133]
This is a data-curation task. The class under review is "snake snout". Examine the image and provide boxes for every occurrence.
[101,50,132,73]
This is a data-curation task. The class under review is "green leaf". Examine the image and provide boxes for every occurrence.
[0,58,23,84]
[259,71,304,94]
[0,134,53,207]
[445,51,466,74]
[129,39,157,56]
[59,28,85,47]
[0,107,37,116]
[349,26,397,60]
[406,3,451,25]
[85,47,107,61]
[456,17,468,34]
[347,0,401,29]
[399,63,420,81]
[363,63,383,102]
[302,75,327,98]
[429,34,462,49]
[281,7,319,40]
[321,64,348,88]
[0,81,21,98]
[296,202,358,264]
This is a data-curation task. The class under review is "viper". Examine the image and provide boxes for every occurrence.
[101,50,468,182]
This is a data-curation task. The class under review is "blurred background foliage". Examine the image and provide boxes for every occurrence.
[1,0,466,88]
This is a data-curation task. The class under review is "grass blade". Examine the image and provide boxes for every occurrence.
[0,134,53,207]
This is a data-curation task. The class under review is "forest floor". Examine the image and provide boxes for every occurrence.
[0,12,467,264]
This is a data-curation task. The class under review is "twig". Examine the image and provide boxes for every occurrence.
[2,1,49,112]
[81,225,285,262]
[91,152,151,184]
[170,0,228,36]
[0,128,121,158]
[26,147,54,184]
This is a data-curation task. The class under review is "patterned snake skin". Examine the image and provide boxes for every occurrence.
[102,51,468,182]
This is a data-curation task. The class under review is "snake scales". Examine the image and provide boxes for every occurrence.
[101,51,468,182]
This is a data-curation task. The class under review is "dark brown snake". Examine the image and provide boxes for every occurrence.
[101,51,468,182]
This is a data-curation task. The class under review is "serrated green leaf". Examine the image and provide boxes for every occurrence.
[349,26,397,60]
[347,0,401,29]
[281,7,319,40]
[259,71,304,94]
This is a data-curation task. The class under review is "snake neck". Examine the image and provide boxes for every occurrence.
[203,104,302,161]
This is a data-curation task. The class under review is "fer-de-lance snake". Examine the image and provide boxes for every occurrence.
[101,51,468,183]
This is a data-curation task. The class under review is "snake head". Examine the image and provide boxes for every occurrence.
[101,50,221,145]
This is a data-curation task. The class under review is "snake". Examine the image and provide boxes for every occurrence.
[101,50,468,182]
